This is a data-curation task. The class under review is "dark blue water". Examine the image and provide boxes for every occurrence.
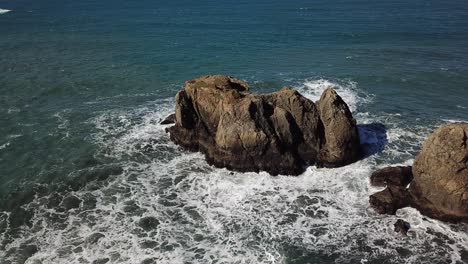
[0,1,467,263]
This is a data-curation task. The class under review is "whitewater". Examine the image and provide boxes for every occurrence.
[0,9,11,14]
[1,78,467,264]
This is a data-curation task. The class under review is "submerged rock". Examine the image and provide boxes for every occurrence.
[370,123,468,223]
[369,186,410,215]
[316,88,361,167]
[394,219,411,236]
[166,75,361,175]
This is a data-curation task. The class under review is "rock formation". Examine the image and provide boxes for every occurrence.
[370,166,413,187]
[369,123,468,223]
[410,123,468,222]
[369,166,411,215]
[165,75,361,175]
[316,87,362,167]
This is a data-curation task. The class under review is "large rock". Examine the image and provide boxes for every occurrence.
[316,89,361,167]
[410,123,468,222]
[369,123,468,223]
[166,75,361,175]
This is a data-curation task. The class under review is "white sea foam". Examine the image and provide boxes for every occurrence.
[7,107,20,114]
[1,80,467,264]
[0,142,10,150]
[442,119,467,124]
[0,8,11,14]
[294,78,372,113]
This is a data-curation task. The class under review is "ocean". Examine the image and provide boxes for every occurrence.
[0,0,467,263]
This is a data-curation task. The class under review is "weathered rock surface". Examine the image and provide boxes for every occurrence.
[166,75,361,175]
[370,166,413,187]
[160,113,175,125]
[369,166,413,215]
[369,185,410,215]
[410,123,468,222]
[316,88,361,167]
[369,123,468,223]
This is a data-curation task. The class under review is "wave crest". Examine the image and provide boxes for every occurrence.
[0,9,11,14]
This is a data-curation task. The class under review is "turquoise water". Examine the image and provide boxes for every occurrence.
[0,0,467,263]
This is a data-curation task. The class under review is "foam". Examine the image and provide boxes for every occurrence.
[2,80,467,263]
[0,142,10,150]
[0,8,11,14]
[294,78,372,113]
[442,119,467,124]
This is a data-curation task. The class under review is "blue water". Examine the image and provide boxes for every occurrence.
[0,0,467,263]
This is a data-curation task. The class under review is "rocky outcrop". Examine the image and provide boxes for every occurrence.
[370,166,413,187]
[316,88,361,167]
[369,166,413,214]
[369,167,410,214]
[160,113,175,125]
[410,123,468,222]
[369,184,410,215]
[369,123,468,223]
[166,75,361,175]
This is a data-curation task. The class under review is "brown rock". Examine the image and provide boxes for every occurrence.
[369,123,468,223]
[370,166,413,187]
[410,123,468,222]
[166,75,361,175]
[160,114,176,125]
[369,186,410,215]
[316,88,361,167]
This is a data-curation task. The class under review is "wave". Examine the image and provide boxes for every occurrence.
[442,119,467,124]
[1,79,467,263]
[294,78,373,113]
[0,8,11,14]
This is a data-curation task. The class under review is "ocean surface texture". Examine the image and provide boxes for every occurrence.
[0,0,467,263]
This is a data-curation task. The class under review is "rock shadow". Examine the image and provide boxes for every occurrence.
[357,123,388,158]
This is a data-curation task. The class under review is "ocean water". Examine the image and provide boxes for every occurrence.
[0,0,468,263]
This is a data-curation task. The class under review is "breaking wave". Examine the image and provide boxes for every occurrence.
[0,9,11,15]
[295,78,372,113]
[1,79,467,264]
